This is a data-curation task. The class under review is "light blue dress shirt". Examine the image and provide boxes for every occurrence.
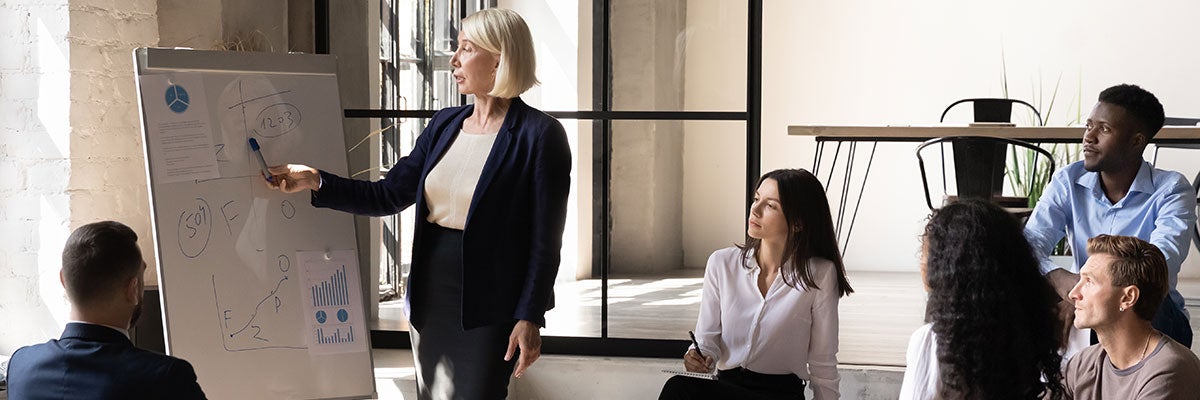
[1024,160,1196,314]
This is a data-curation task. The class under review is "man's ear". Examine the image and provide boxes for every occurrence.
[1131,132,1148,149]
[125,276,141,304]
[1120,285,1140,313]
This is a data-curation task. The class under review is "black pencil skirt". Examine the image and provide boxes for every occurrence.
[409,223,517,400]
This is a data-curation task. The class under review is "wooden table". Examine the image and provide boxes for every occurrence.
[789,125,1200,143]
[788,125,1200,253]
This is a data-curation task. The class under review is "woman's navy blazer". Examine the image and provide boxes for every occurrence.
[312,97,571,329]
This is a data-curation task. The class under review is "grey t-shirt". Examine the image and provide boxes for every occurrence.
[1065,335,1200,400]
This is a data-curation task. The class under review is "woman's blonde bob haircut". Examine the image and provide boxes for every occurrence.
[461,8,539,98]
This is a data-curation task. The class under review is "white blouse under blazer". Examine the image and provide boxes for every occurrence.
[692,247,842,399]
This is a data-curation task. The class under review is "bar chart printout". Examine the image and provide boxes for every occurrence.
[299,249,368,355]
[311,265,350,307]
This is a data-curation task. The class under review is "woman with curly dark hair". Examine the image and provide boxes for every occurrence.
[900,199,1066,400]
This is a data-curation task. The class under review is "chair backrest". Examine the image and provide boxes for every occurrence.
[940,98,1043,126]
[1164,117,1200,126]
[916,136,1056,210]
[1153,116,1200,158]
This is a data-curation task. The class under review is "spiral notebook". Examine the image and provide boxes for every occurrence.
[661,369,717,380]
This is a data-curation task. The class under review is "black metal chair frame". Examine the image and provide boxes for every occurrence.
[1154,117,1200,248]
[940,98,1043,125]
[916,135,1056,211]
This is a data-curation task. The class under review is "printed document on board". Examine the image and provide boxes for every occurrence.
[139,73,219,184]
[299,249,369,355]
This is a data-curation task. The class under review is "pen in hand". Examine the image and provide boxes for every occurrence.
[249,138,274,183]
[688,330,704,359]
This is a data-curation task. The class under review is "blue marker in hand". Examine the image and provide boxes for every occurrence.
[248,138,274,183]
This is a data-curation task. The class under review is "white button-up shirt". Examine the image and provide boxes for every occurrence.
[692,247,841,399]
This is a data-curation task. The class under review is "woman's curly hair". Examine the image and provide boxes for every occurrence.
[923,199,1065,400]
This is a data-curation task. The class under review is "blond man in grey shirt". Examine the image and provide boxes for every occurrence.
[1065,235,1200,400]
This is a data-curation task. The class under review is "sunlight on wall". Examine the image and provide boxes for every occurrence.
[37,195,70,327]
[35,19,70,157]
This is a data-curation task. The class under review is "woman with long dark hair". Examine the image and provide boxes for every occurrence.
[901,199,1066,399]
[659,169,853,400]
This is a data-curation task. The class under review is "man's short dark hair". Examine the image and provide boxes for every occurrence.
[61,221,143,305]
[1098,84,1165,140]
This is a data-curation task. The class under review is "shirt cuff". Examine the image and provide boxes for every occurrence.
[1038,259,1066,275]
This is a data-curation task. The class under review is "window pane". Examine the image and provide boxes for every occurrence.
[499,1,595,111]
[610,0,747,112]
[606,120,746,340]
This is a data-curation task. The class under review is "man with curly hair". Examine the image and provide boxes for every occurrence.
[1024,84,1196,348]
[1065,235,1200,399]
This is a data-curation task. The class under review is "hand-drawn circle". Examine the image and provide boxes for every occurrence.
[277,254,291,272]
[316,310,327,324]
[254,103,302,138]
[337,309,349,323]
[281,200,297,219]
[177,198,212,258]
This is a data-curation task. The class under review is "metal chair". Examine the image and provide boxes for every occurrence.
[921,98,1050,216]
[1152,117,1200,248]
[940,98,1043,125]
[917,136,1056,218]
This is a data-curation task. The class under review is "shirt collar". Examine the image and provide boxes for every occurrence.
[742,248,796,275]
[1076,160,1155,200]
[68,320,131,339]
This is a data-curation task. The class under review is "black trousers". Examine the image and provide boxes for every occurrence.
[659,367,807,400]
[409,223,517,400]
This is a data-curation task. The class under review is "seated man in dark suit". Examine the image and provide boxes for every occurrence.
[7,221,206,399]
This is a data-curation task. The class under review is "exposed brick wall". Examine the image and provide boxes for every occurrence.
[1,0,75,355]
[67,0,157,282]
[0,0,157,354]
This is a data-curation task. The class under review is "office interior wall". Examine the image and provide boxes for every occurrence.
[606,0,687,274]
[757,0,1200,275]
[0,0,157,355]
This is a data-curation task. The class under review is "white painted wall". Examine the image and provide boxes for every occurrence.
[757,0,1200,275]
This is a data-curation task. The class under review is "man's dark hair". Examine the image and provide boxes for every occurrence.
[1098,84,1165,140]
[61,221,143,305]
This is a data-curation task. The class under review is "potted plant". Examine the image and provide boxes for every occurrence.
[1003,68,1081,259]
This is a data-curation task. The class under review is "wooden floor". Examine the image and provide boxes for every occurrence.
[376,270,928,366]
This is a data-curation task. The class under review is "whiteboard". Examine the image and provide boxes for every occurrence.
[134,47,374,399]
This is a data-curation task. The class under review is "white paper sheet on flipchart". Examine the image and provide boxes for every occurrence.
[298,249,370,355]
[139,73,220,184]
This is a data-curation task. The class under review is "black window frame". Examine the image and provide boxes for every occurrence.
[324,0,763,358]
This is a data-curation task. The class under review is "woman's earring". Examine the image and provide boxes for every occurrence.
[1120,306,1126,312]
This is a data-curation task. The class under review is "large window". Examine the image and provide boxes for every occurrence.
[373,0,488,331]
[348,0,762,356]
